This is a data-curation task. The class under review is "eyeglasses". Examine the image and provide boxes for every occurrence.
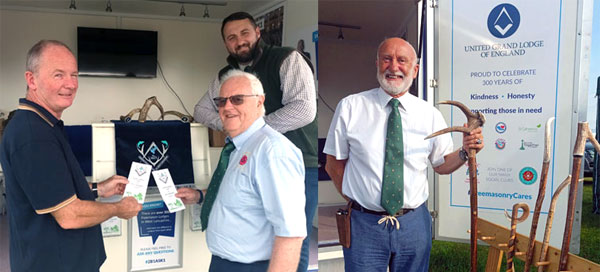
[213,94,260,107]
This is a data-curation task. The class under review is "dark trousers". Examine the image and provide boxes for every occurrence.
[343,203,432,272]
[297,167,318,272]
[209,255,269,272]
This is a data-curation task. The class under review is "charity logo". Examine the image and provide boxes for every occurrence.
[519,139,539,150]
[495,138,506,149]
[487,3,520,38]
[495,122,507,133]
[158,172,169,184]
[518,124,541,133]
[168,199,183,209]
[137,140,169,168]
[239,155,248,165]
[520,140,525,150]
[519,167,537,185]
[135,166,147,176]
[126,192,144,201]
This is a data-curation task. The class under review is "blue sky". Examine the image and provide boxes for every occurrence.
[587,0,600,132]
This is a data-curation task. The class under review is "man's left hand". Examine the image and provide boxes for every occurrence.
[462,124,484,153]
[98,175,129,198]
[175,188,202,205]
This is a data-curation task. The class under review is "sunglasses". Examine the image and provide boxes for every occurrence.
[213,94,260,107]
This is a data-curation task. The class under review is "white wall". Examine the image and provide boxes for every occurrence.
[282,0,318,64]
[0,9,227,125]
[317,39,380,138]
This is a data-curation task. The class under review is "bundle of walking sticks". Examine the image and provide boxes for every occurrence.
[427,102,600,272]
[496,120,600,272]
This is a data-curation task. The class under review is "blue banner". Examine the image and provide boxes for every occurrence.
[137,201,175,244]
[114,120,194,187]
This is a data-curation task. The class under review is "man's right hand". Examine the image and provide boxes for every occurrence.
[325,155,349,201]
[115,197,142,219]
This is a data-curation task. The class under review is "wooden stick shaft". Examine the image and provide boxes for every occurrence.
[524,162,549,271]
[559,122,588,271]
[468,149,478,272]
[558,158,582,271]
[506,207,520,272]
[524,117,554,271]
[538,176,570,272]
[505,203,529,272]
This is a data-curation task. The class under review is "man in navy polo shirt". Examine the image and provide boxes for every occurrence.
[0,40,142,272]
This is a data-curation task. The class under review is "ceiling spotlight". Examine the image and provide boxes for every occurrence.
[69,0,76,10]
[179,4,186,16]
[203,5,210,18]
[105,0,112,12]
[319,21,361,40]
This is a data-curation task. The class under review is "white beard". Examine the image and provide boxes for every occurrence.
[377,69,413,96]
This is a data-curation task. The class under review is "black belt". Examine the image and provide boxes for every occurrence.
[351,201,414,216]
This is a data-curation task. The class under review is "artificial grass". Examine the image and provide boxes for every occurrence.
[428,184,599,271]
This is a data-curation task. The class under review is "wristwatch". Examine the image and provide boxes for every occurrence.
[459,147,469,161]
[91,182,98,198]
[196,189,204,204]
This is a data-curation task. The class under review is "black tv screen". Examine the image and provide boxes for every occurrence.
[77,27,157,78]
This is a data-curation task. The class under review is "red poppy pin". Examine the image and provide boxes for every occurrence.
[239,155,248,165]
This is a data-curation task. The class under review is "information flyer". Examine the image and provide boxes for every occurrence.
[450,1,561,212]
[100,195,122,237]
[129,201,182,271]
[124,162,152,204]
[152,169,185,213]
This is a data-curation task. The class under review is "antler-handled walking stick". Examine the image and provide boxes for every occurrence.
[425,101,485,272]
[559,122,600,271]
[523,117,555,271]
[120,96,193,123]
[504,203,530,272]
[536,175,571,272]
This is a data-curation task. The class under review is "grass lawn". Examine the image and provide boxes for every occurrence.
[429,183,600,271]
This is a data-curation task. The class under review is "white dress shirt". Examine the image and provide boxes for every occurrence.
[323,87,453,210]
[207,118,306,263]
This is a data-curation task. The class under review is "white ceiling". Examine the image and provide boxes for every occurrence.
[318,0,419,44]
[1,0,420,42]
[0,0,277,19]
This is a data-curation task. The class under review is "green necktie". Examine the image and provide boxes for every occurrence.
[381,99,404,215]
[201,141,236,231]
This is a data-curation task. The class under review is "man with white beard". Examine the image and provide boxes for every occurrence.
[323,38,484,272]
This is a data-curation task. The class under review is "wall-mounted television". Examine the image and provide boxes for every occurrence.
[77,27,157,78]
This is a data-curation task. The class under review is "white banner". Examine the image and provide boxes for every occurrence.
[129,200,183,271]
[450,1,562,212]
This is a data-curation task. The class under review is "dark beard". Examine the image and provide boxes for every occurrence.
[230,40,260,64]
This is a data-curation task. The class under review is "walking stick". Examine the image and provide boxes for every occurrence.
[504,203,529,272]
[524,117,555,271]
[425,100,485,272]
[559,122,600,271]
[536,175,571,272]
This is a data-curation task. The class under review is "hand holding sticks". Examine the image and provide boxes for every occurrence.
[425,100,485,272]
